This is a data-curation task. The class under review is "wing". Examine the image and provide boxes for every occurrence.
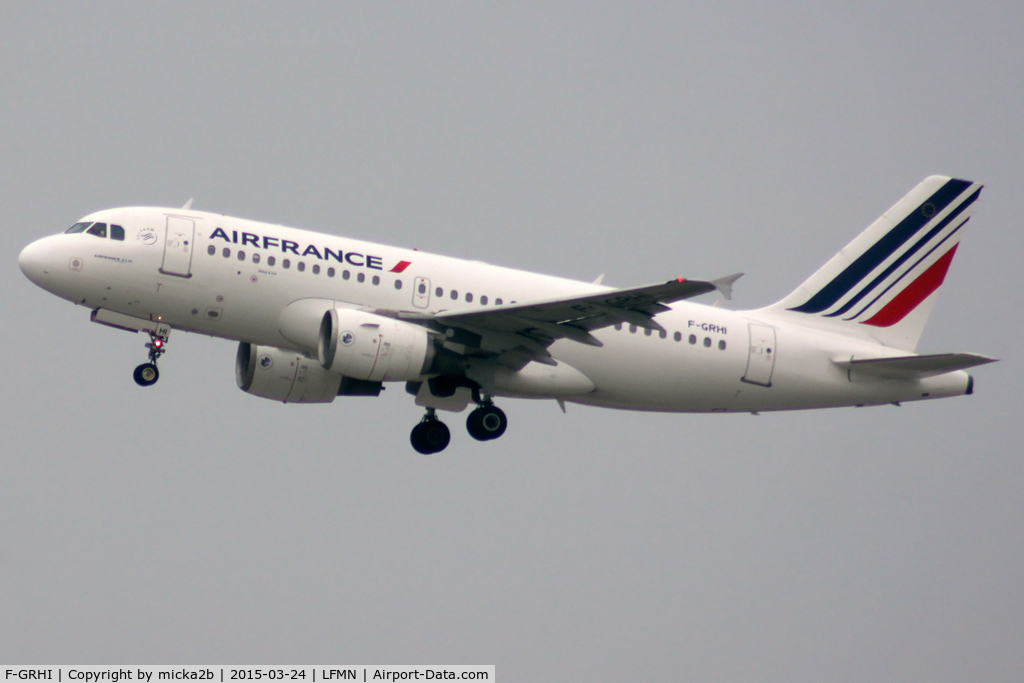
[400,273,742,369]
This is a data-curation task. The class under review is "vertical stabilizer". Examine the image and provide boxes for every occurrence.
[769,176,982,351]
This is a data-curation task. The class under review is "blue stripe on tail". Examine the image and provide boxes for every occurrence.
[789,178,972,314]
[823,187,981,318]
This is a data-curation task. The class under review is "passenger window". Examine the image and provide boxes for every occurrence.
[629,324,637,333]
[252,253,260,264]
[703,337,712,347]
[495,298,503,305]
[614,323,622,331]
[297,262,305,272]
[223,248,231,258]
[659,330,667,339]
[465,293,473,302]
[644,328,652,337]
[719,340,727,350]
[394,279,402,290]
[450,290,458,300]
[418,283,426,294]
[86,223,107,237]
[328,267,335,277]
[238,250,246,261]
[689,334,697,344]
[312,264,320,275]
[207,245,216,255]
[283,259,291,269]
[357,272,365,283]
[480,295,488,305]
[111,225,125,241]
[435,287,443,297]
[343,270,350,280]
[674,331,681,342]
[268,256,276,266]
[65,222,91,234]
[372,275,380,285]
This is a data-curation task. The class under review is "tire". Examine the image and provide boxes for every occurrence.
[133,363,159,387]
[466,405,507,441]
[411,420,450,454]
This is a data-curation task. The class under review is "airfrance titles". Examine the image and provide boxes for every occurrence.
[209,228,388,270]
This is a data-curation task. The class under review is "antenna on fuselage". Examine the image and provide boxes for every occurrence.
[181,198,194,210]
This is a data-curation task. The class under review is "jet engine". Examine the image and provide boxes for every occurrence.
[318,308,433,382]
[236,343,342,403]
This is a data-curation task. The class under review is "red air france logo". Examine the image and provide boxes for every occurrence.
[390,260,412,273]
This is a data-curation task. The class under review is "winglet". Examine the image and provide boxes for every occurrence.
[711,272,744,301]
[181,198,194,210]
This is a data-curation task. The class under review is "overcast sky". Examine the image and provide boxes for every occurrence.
[2,2,1022,680]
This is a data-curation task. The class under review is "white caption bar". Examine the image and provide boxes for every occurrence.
[1,668,494,683]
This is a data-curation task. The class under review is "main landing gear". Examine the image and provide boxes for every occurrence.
[133,328,168,387]
[410,409,451,455]
[409,400,509,454]
[466,402,507,441]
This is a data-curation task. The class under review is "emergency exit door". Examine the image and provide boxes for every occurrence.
[412,276,431,309]
[160,216,195,278]
[742,323,776,387]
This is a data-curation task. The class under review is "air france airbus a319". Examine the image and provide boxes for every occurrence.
[19,176,996,453]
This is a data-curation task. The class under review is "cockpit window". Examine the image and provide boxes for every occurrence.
[65,222,91,234]
[86,223,107,238]
[111,225,125,241]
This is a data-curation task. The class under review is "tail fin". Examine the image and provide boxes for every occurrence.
[770,175,982,351]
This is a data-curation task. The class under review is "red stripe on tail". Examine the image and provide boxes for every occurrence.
[861,245,958,328]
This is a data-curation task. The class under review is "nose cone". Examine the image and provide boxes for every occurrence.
[19,237,55,287]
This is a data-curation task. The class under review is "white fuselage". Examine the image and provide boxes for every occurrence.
[19,206,972,413]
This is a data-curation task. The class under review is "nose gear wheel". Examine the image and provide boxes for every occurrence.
[133,363,159,386]
[134,328,169,387]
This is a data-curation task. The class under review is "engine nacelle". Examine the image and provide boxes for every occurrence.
[236,343,342,403]
[318,308,433,382]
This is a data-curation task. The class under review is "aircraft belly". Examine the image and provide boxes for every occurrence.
[550,327,748,412]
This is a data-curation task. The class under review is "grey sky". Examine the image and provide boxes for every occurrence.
[2,2,1022,680]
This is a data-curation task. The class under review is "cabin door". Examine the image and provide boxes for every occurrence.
[742,323,776,387]
[160,216,195,278]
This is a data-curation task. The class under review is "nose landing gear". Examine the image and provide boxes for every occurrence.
[133,328,169,387]
[410,409,451,454]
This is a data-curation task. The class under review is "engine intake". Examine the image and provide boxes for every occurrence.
[318,308,433,382]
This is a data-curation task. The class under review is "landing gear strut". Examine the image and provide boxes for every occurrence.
[410,409,451,454]
[133,328,168,387]
[466,401,508,442]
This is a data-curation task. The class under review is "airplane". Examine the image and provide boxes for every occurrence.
[18,175,997,454]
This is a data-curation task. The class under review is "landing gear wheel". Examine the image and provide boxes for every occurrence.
[411,418,451,454]
[133,363,160,387]
[467,405,507,441]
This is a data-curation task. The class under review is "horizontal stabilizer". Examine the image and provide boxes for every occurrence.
[832,352,997,380]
